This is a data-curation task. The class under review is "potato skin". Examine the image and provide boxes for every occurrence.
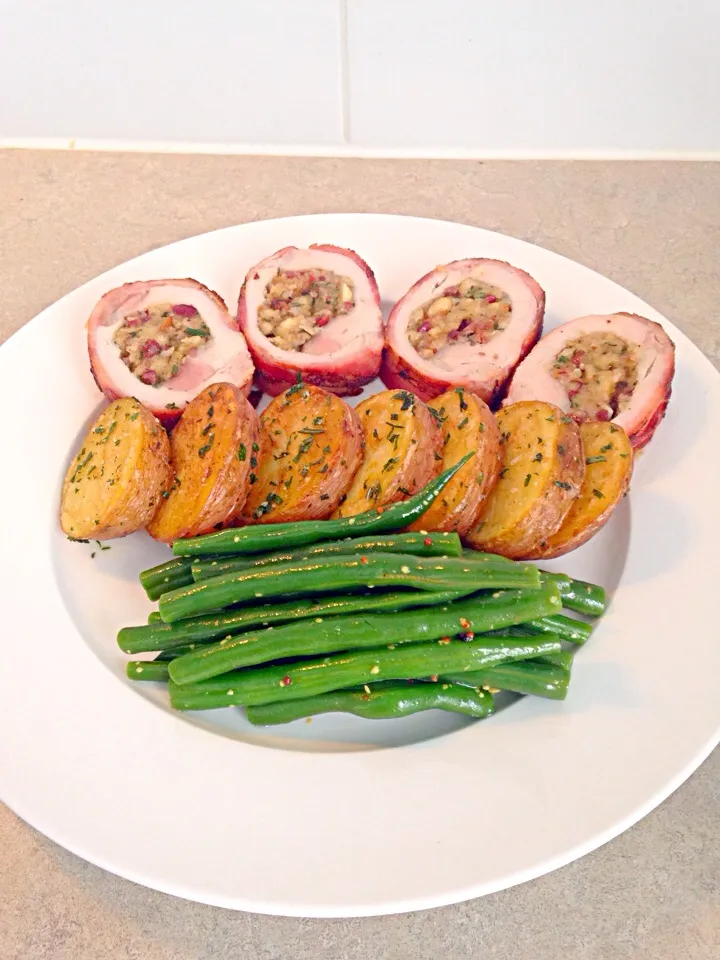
[147,383,259,542]
[408,388,502,536]
[525,421,633,559]
[60,398,171,540]
[332,389,442,519]
[465,401,585,558]
[241,383,363,523]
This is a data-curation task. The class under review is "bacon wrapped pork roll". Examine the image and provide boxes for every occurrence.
[505,312,675,448]
[381,258,545,404]
[237,244,383,396]
[87,279,254,426]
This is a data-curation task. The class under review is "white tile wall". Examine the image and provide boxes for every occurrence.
[1,0,719,154]
[0,0,343,145]
[345,0,720,151]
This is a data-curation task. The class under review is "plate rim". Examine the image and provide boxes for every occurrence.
[1,212,719,917]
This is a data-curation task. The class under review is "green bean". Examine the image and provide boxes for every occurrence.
[532,649,574,670]
[168,634,561,710]
[159,551,541,624]
[118,589,472,654]
[521,613,591,645]
[172,454,473,557]
[140,557,190,588]
[139,558,195,600]
[246,681,494,725]
[485,630,574,668]
[128,646,201,677]
[153,645,198,661]
[190,531,462,581]
[462,553,607,618]
[539,572,606,617]
[168,582,562,685]
[147,611,162,625]
[443,657,571,700]
[538,571,571,591]
[461,548,521,565]
[126,660,171,682]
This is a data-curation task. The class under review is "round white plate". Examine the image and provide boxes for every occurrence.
[1,214,718,918]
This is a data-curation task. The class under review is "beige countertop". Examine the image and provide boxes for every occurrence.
[1,151,718,959]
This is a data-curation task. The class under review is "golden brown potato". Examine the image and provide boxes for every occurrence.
[60,398,171,540]
[525,420,633,559]
[241,383,363,523]
[408,388,502,535]
[332,388,442,519]
[465,400,585,558]
[147,383,259,542]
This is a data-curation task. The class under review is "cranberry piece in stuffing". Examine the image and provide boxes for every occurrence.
[172,304,198,317]
[141,339,162,359]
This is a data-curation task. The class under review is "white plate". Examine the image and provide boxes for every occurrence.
[1,214,718,918]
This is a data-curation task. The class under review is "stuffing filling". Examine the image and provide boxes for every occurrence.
[550,332,638,420]
[407,279,511,359]
[113,302,211,386]
[258,269,355,351]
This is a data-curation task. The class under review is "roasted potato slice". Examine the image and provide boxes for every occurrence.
[241,383,363,523]
[408,388,502,535]
[61,398,171,540]
[147,383,259,542]
[332,389,442,519]
[465,400,585,558]
[525,421,633,559]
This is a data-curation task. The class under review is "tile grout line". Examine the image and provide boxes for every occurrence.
[338,0,351,144]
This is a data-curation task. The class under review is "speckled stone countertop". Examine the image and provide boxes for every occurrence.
[1,152,718,960]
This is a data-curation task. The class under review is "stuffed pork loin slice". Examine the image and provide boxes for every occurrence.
[237,244,383,396]
[87,279,254,426]
[381,259,545,404]
[504,313,675,449]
